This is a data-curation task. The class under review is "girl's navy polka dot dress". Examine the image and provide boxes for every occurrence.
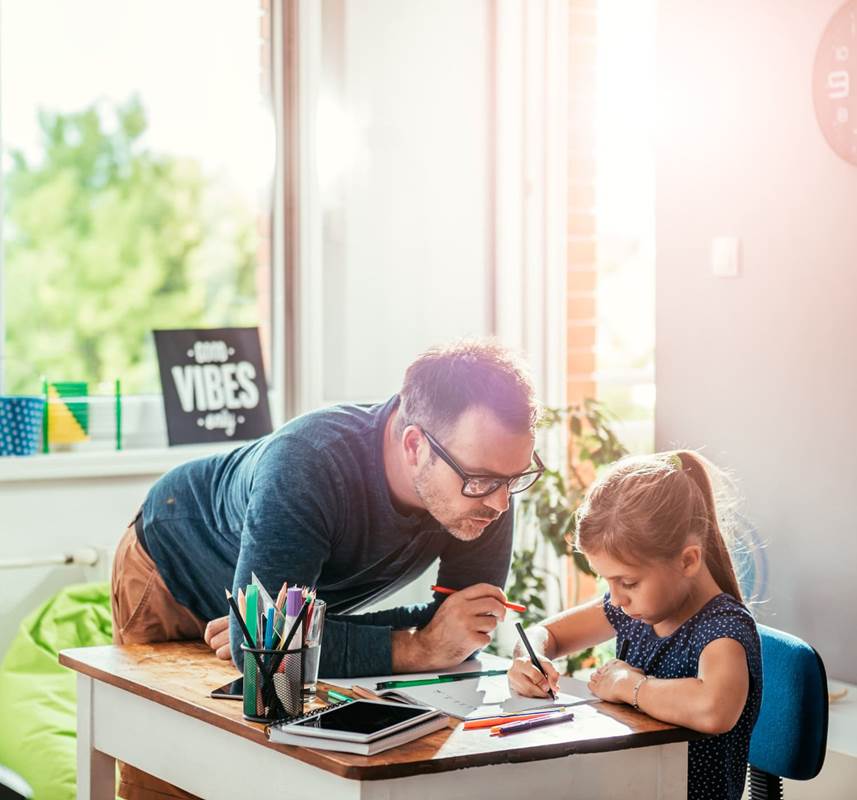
[603,592,762,800]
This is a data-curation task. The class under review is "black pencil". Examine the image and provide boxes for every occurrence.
[515,621,557,701]
[617,638,629,661]
[225,589,264,672]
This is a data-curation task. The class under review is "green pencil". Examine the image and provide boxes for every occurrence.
[376,669,508,690]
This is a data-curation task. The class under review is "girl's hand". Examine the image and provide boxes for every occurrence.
[587,659,644,704]
[508,654,561,698]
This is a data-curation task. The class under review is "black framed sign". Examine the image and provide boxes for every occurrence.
[153,327,273,445]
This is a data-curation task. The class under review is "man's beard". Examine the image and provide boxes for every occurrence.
[413,464,498,542]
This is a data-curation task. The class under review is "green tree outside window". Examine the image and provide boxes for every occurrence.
[2,96,261,395]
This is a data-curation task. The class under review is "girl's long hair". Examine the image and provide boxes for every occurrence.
[573,450,744,602]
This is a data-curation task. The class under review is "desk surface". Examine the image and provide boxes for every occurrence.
[60,642,700,782]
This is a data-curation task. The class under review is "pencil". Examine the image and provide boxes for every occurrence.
[351,684,384,701]
[617,638,629,661]
[274,581,289,611]
[515,621,556,701]
[431,584,527,613]
[238,588,246,620]
[491,708,575,736]
[463,709,564,730]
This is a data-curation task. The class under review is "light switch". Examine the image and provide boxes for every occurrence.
[710,237,741,278]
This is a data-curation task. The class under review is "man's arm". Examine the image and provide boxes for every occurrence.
[224,436,488,677]
[390,508,516,671]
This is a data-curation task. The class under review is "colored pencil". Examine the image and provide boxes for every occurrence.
[464,709,565,730]
[431,585,527,613]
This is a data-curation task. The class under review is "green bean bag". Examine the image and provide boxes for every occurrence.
[0,582,112,800]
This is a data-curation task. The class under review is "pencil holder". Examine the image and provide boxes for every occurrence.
[0,396,45,456]
[241,644,305,723]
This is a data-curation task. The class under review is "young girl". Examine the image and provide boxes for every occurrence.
[508,450,762,800]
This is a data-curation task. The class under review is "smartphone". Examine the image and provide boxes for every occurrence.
[210,676,243,700]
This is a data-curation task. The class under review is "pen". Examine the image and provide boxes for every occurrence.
[432,585,527,613]
[617,638,629,661]
[376,669,508,690]
[515,622,556,701]
[491,708,575,736]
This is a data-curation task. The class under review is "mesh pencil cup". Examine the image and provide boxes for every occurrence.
[241,643,305,723]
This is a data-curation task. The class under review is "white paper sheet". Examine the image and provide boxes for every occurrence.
[325,653,597,720]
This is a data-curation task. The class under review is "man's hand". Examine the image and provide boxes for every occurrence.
[204,615,232,661]
[393,583,508,671]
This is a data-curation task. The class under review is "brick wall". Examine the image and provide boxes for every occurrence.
[567,0,599,606]
[567,0,598,406]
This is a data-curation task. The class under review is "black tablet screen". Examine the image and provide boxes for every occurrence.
[292,701,428,735]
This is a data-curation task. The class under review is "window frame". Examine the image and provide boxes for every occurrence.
[0,0,287,466]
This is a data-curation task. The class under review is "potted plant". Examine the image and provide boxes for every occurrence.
[501,400,627,673]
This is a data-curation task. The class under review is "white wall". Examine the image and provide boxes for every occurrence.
[318,0,491,404]
[656,0,857,681]
[0,474,151,659]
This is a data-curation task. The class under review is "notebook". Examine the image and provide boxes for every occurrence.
[328,654,595,720]
[267,699,450,755]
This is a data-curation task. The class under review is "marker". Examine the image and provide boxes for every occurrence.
[280,595,311,651]
[431,584,527,613]
[283,586,303,650]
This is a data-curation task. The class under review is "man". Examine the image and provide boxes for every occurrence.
[111,339,542,797]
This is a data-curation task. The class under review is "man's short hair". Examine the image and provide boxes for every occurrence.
[395,340,539,439]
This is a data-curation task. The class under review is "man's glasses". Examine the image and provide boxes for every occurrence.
[421,428,545,498]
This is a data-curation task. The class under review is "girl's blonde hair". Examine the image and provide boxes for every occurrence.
[574,450,744,602]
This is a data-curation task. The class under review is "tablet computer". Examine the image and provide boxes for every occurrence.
[281,699,440,743]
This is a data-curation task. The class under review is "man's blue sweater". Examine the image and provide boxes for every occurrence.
[140,396,514,677]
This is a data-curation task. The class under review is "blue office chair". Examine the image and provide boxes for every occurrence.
[747,624,828,799]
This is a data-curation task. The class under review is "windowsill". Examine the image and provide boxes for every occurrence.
[0,442,243,484]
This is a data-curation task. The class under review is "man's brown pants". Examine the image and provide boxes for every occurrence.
[111,521,208,799]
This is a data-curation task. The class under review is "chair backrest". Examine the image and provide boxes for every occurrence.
[748,624,828,781]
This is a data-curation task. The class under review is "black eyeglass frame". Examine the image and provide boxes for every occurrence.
[420,428,545,498]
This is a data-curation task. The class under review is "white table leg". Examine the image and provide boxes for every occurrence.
[76,674,116,800]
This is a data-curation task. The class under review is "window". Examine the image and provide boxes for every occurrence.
[0,0,275,448]
[594,0,656,453]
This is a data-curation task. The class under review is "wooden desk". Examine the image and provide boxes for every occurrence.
[60,642,701,800]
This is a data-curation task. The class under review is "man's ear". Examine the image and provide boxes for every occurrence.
[680,543,703,577]
[401,425,424,468]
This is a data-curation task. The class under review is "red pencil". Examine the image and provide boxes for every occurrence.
[431,585,527,613]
